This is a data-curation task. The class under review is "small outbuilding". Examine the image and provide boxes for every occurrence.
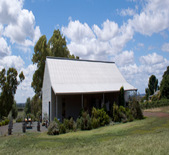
[42,57,137,121]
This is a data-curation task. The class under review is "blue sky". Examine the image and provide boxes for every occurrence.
[0,0,169,103]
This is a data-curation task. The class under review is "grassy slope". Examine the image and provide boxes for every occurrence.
[0,110,169,154]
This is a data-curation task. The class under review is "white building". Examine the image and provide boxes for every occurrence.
[42,57,137,121]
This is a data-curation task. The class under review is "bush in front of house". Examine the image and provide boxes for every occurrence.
[59,124,66,134]
[54,117,61,125]
[62,117,75,131]
[70,117,75,130]
[1,121,5,126]
[118,106,128,123]
[111,103,121,122]
[91,117,100,129]
[125,108,134,122]
[53,117,75,134]
[4,118,10,125]
[77,111,92,130]
[63,119,69,129]
[91,107,110,128]
[47,121,59,135]
[0,118,10,126]
[111,102,134,123]
[129,100,143,120]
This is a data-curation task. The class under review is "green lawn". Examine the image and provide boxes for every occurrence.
[0,112,169,154]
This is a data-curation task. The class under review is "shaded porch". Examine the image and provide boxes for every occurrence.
[49,89,125,121]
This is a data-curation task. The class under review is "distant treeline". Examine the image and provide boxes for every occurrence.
[16,103,25,111]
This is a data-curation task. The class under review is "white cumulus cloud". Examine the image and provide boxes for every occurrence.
[0,55,24,71]
[120,8,136,16]
[62,20,95,43]
[0,0,41,47]
[93,20,119,41]
[15,64,37,103]
[128,0,169,36]
[139,53,164,65]
[62,20,134,60]
[112,50,134,67]
[161,43,169,52]
[0,0,23,24]
[0,37,11,58]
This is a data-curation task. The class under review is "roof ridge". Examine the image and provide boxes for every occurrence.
[46,56,115,64]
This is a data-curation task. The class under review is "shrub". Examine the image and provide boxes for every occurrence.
[2,121,5,126]
[111,103,121,122]
[119,106,127,123]
[0,122,2,126]
[111,103,134,122]
[16,115,23,122]
[4,118,10,125]
[47,121,59,135]
[128,113,134,122]
[140,99,169,109]
[59,124,66,134]
[54,117,61,125]
[129,100,143,120]
[125,108,134,122]
[98,108,109,126]
[91,117,100,129]
[79,111,92,130]
[76,117,82,129]
[63,119,69,129]
[91,107,110,128]
[68,117,74,130]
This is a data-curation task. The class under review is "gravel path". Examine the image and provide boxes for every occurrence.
[0,122,48,136]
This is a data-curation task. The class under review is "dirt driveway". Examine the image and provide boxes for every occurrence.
[143,111,169,118]
[143,106,169,118]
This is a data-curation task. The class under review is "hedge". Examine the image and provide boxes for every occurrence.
[140,99,169,109]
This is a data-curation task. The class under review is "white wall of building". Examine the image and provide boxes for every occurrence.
[42,62,51,119]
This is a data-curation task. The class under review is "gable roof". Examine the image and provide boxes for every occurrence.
[45,57,137,94]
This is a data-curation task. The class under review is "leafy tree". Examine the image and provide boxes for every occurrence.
[32,29,78,97]
[48,29,70,57]
[160,66,169,99]
[24,97,31,115]
[31,94,42,118]
[145,88,150,100]
[119,86,125,106]
[163,66,169,77]
[148,75,158,95]
[0,68,25,118]
[32,35,50,97]
[11,101,18,119]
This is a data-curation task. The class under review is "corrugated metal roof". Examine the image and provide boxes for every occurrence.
[46,57,137,94]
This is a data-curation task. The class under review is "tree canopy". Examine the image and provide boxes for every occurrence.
[160,66,169,99]
[0,68,25,118]
[145,75,158,99]
[119,86,125,106]
[32,29,79,97]
[148,75,158,95]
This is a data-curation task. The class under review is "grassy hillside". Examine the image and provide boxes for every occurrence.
[0,110,169,154]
